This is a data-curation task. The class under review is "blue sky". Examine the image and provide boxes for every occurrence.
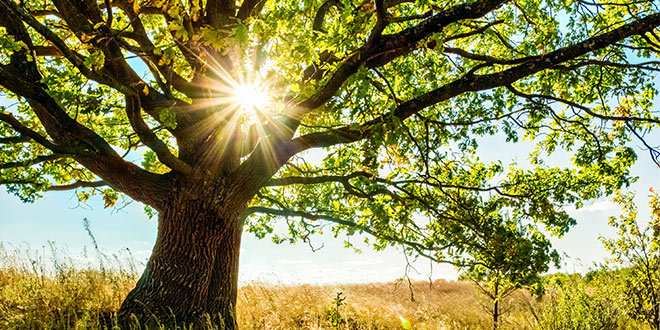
[1,137,657,284]
[0,73,658,283]
[1,34,659,284]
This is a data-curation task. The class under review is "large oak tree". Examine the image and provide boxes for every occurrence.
[1,0,659,327]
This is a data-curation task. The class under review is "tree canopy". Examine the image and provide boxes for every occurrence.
[0,0,659,325]
[1,0,660,262]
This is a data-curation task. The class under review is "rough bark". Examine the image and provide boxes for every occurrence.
[118,177,245,329]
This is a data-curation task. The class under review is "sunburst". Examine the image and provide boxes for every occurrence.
[231,82,271,117]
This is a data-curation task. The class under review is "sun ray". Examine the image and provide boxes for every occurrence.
[233,83,270,112]
[175,55,283,166]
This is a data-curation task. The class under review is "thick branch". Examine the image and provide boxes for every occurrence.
[0,111,172,207]
[206,0,235,27]
[235,0,512,185]
[285,11,660,156]
[125,96,192,174]
[365,0,388,49]
[0,65,119,157]
[0,113,92,156]
[0,154,64,169]
[2,0,191,138]
[267,172,373,186]
[237,0,265,20]
[0,0,111,87]
[313,0,340,32]
[293,0,509,115]
[48,180,107,191]
[0,3,175,208]
[0,135,31,144]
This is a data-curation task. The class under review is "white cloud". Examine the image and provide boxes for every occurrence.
[130,240,151,247]
[341,259,383,266]
[565,200,619,214]
[132,249,152,256]
[276,259,314,265]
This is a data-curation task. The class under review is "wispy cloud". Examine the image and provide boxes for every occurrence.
[564,200,619,214]
[132,249,152,256]
[276,259,313,265]
[130,240,151,247]
[341,259,383,266]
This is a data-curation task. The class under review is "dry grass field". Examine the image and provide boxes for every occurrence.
[0,269,539,329]
[236,280,539,330]
[2,244,654,330]
[0,244,542,329]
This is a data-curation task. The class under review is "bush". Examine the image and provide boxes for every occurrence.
[536,271,643,330]
[601,190,660,329]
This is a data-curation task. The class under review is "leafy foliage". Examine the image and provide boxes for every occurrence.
[457,209,558,328]
[537,271,637,330]
[601,190,660,329]
[537,192,660,330]
[326,291,346,329]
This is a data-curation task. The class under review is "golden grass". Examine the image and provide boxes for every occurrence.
[237,280,538,330]
[2,244,655,329]
[0,244,540,329]
[0,270,539,329]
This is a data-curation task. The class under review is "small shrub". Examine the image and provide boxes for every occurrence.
[326,291,345,329]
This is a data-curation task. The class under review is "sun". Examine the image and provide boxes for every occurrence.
[232,82,271,115]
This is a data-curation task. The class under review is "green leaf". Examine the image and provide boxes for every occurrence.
[159,107,178,129]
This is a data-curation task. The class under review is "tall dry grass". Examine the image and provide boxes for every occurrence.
[237,280,538,329]
[0,243,540,329]
[0,242,137,329]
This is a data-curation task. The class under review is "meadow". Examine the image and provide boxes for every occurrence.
[0,243,655,330]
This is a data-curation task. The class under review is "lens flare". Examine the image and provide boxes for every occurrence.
[171,49,284,169]
[232,83,270,115]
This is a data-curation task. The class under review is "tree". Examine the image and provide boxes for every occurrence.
[457,209,558,330]
[602,190,660,329]
[0,0,659,327]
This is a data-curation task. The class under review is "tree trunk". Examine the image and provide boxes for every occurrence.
[118,182,245,329]
[493,280,499,330]
[493,298,499,330]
